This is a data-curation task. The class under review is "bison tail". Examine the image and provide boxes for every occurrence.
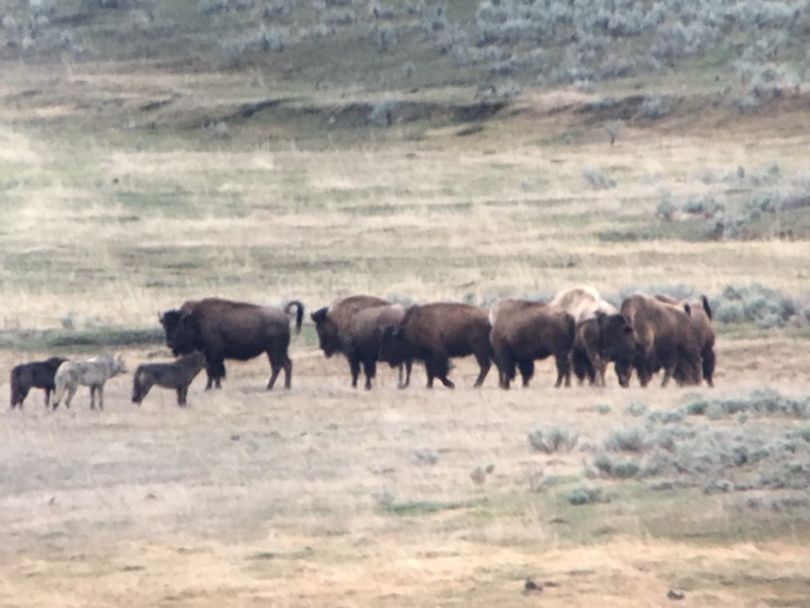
[701,295,713,320]
[285,300,305,334]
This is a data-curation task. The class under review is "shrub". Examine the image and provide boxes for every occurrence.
[636,95,669,120]
[625,402,648,417]
[596,403,612,415]
[583,167,616,190]
[656,192,676,221]
[566,485,608,505]
[368,100,397,127]
[604,428,647,452]
[593,453,641,478]
[528,427,578,454]
[712,283,796,327]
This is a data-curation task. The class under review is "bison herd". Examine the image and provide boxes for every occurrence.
[8,286,716,410]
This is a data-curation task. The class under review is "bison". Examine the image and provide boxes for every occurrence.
[344,303,412,390]
[603,294,703,388]
[489,299,575,389]
[160,297,304,390]
[551,287,618,387]
[10,357,67,409]
[654,294,716,386]
[311,295,412,388]
[379,302,492,389]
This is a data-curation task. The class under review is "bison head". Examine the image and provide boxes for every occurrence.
[310,307,341,357]
[159,309,201,356]
[598,313,637,388]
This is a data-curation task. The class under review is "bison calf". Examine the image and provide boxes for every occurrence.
[380,302,492,389]
[10,357,66,409]
[132,351,206,407]
[489,300,575,389]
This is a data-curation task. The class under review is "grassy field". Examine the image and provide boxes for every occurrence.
[2,1,810,606]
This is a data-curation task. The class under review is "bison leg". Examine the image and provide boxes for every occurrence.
[430,353,454,389]
[282,356,292,390]
[362,358,377,391]
[473,351,491,388]
[266,362,282,390]
[494,350,515,390]
[554,354,571,388]
[44,388,51,408]
[518,359,534,388]
[349,356,361,389]
[205,356,225,390]
[97,384,105,410]
[177,385,188,407]
[89,385,96,410]
[397,361,411,389]
[702,347,716,388]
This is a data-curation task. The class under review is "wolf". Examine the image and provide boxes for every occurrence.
[131,351,206,407]
[52,354,127,410]
[10,357,67,409]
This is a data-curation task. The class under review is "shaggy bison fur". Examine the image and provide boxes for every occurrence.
[10,357,66,409]
[605,294,703,388]
[489,299,575,389]
[345,304,411,390]
[655,294,716,386]
[552,287,618,387]
[310,295,407,387]
[160,298,304,390]
[380,302,492,389]
[132,351,206,407]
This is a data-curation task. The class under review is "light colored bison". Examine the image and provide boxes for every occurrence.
[551,286,618,387]
[160,298,303,390]
[132,351,206,407]
[489,299,575,389]
[52,354,127,410]
[380,302,492,389]
[10,357,67,409]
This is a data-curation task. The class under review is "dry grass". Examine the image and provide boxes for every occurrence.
[1,43,810,607]
[2,338,810,607]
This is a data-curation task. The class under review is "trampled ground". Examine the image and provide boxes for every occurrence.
[2,2,810,605]
[2,336,810,607]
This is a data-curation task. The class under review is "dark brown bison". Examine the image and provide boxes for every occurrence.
[310,295,389,357]
[345,304,412,390]
[310,295,407,388]
[132,351,206,407]
[489,299,575,389]
[10,357,67,409]
[604,294,702,388]
[159,298,304,390]
[654,294,716,386]
[379,302,492,389]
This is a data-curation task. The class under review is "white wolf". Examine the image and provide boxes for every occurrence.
[52,354,127,410]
